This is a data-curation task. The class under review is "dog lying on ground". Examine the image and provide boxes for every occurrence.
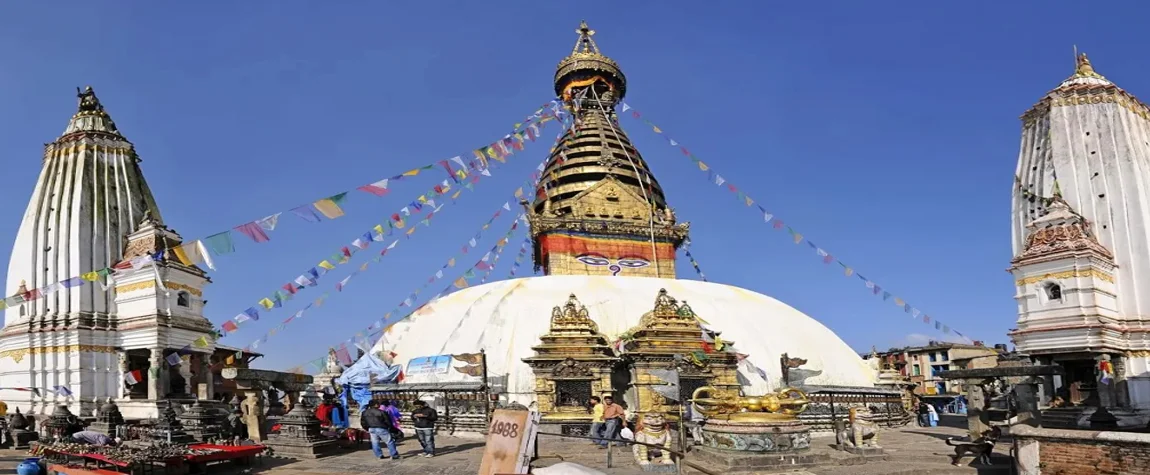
[945,427,1001,465]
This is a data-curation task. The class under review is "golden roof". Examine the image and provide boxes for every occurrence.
[554,21,626,99]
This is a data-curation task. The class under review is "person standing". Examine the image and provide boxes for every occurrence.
[917,402,929,427]
[360,400,399,460]
[411,400,438,457]
[383,400,404,441]
[588,396,605,446]
[598,396,625,448]
[927,403,939,427]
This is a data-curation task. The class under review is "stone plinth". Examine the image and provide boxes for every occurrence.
[699,418,812,453]
[265,403,337,459]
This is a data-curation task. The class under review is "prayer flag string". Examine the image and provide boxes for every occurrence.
[284,112,578,373]
[506,237,532,279]
[681,239,708,282]
[0,98,565,318]
[215,135,529,338]
[621,101,971,342]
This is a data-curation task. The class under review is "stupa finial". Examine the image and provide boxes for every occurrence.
[1052,179,1063,199]
[572,20,600,55]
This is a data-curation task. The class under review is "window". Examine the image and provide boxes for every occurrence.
[1045,283,1062,301]
[913,365,921,376]
[940,352,948,362]
[177,292,191,307]
[929,353,937,362]
[554,380,592,408]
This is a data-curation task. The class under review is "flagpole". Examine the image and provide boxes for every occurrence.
[677,402,686,475]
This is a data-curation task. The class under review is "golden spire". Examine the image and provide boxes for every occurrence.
[1074,52,1104,79]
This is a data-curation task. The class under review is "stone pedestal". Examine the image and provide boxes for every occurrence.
[265,402,337,459]
[699,418,811,453]
[691,418,827,472]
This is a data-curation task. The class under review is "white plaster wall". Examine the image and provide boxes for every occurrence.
[1014,98,1150,319]
[5,144,158,326]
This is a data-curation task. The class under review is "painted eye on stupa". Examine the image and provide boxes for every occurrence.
[576,255,611,266]
[616,258,650,268]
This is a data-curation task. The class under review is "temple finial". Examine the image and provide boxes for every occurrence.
[1075,52,1101,78]
[76,86,104,112]
[572,20,601,56]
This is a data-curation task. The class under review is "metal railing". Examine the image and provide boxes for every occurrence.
[534,431,721,475]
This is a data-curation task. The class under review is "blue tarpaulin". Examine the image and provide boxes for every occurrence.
[334,352,402,408]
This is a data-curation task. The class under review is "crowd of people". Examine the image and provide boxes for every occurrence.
[314,397,438,460]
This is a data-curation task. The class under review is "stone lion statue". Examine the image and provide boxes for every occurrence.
[836,407,880,449]
[633,412,674,466]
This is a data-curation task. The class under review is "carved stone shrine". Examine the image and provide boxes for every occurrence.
[178,399,224,442]
[7,408,38,448]
[88,398,125,437]
[41,405,81,441]
[265,401,337,459]
[153,400,194,444]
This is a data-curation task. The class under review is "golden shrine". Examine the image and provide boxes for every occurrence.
[623,289,741,419]
[522,294,618,424]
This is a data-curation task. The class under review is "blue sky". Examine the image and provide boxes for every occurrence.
[2,1,1147,370]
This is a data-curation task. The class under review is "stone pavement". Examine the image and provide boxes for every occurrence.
[0,423,1013,474]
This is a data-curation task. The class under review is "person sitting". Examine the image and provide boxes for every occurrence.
[72,430,116,446]
[315,398,335,427]
[330,400,349,429]
[360,400,399,460]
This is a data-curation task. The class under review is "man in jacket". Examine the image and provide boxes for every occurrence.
[411,400,438,457]
[360,400,399,460]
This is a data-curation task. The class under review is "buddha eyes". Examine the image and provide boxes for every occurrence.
[577,256,611,266]
[617,258,650,268]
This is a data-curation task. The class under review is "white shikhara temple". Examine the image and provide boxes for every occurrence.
[1,87,220,418]
[1011,54,1150,423]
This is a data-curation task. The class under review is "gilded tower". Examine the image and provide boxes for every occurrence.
[524,21,689,278]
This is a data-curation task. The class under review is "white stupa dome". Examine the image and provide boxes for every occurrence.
[371,275,875,404]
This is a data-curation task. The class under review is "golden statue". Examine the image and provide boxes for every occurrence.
[691,386,810,422]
